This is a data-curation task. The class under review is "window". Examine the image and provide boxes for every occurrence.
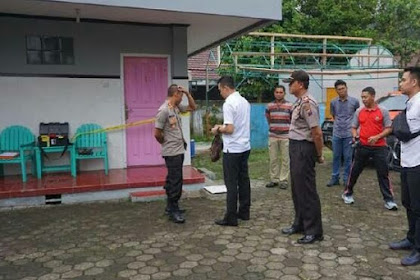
[26,36,74,65]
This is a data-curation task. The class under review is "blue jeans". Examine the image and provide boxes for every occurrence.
[331,136,353,184]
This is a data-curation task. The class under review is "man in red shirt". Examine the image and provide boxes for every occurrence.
[341,87,398,210]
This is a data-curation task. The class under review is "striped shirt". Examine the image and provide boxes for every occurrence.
[266,99,293,138]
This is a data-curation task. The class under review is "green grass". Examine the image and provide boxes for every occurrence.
[192,147,332,181]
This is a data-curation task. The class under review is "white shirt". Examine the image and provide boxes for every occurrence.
[222,91,251,153]
[401,91,420,168]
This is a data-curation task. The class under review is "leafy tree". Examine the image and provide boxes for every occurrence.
[375,0,420,66]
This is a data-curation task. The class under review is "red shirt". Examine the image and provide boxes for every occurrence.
[354,105,391,147]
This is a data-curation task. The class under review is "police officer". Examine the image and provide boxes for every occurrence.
[281,70,324,244]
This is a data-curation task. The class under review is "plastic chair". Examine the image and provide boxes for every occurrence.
[71,123,109,175]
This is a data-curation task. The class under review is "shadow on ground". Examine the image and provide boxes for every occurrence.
[0,160,418,280]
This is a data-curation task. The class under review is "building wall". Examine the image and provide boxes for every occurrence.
[278,72,400,104]
[0,76,123,174]
[0,16,191,174]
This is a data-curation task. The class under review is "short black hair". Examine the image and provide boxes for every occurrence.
[218,76,235,89]
[334,80,347,88]
[167,84,178,97]
[404,67,420,83]
[274,85,286,92]
[362,86,376,96]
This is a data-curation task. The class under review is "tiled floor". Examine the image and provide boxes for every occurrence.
[0,166,205,199]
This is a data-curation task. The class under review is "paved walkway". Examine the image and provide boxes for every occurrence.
[1,165,419,280]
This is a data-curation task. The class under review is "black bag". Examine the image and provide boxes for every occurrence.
[38,122,70,147]
[392,110,420,142]
[210,134,223,162]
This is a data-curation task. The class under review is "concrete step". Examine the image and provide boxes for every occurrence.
[130,189,166,202]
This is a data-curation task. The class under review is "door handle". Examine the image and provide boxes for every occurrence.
[125,105,132,121]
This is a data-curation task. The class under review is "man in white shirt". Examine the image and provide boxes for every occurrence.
[389,67,420,266]
[211,76,251,226]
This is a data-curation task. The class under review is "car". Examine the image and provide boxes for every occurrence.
[321,93,407,171]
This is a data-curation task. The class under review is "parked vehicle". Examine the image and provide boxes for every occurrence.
[321,93,407,171]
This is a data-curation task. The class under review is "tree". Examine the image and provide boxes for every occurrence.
[375,0,420,67]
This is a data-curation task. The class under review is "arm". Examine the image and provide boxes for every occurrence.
[185,91,197,111]
[330,100,335,119]
[178,86,197,111]
[368,107,392,145]
[211,124,234,135]
[367,127,392,145]
[154,128,164,144]
[311,126,324,163]
[351,127,358,140]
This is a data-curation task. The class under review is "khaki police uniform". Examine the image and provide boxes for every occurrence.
[289,93,323,236]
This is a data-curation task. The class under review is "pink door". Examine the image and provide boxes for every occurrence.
[124,56,168,166]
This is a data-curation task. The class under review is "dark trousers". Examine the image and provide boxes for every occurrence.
[223,150,251,222]
[401,165,420,251]
[289,140,323,235]
[164,154,184,210]
[344,145,394,202]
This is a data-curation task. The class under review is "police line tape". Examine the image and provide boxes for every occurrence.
[71,112,190,141]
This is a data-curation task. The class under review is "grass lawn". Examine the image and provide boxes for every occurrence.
[192,146,332,181]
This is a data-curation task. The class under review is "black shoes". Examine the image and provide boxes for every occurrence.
[401,250,420,266]
[389,238,414,250]
[297,234,324,244]
[237,213,250,220]
[168,211,185,223]
[165,207,186,215]
[266,182,278,188]
[214,218,238,227]
[281,226,303,235]
[326,178,340,187]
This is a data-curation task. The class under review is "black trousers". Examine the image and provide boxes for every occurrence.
[289,140,323,235]
[401,165,420,251]
[344,145,394,202]
[164,154,184,210]
[223,150,251,222]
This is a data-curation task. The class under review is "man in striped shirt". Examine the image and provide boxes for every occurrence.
[265,85,293,189]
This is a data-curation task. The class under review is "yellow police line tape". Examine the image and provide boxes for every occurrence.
[71,112,190,141]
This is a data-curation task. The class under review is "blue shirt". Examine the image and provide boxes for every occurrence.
[330,96,360,138]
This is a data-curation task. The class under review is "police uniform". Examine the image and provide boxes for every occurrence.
[288,93,323,236]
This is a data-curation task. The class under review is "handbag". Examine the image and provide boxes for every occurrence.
[392,110,420,142]
[210,134,223,162]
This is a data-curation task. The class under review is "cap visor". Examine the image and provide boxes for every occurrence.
[282,78,293,83]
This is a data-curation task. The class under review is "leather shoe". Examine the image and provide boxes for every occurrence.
[165,207,186,215]
[389,238,413,250]
[168,211,185,224]
[237,213,250,220]
[281,226,302,235]
[297,235,324,244]
[401,250,420,266]
[215,218,238,227]
[266,182,278,188]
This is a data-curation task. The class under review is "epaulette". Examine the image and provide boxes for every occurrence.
[302,96,310,103]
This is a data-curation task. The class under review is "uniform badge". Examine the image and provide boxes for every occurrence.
[302,96,312,116]
[375,115,379,121]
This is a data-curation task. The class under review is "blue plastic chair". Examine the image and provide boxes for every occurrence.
[0,125,36,182]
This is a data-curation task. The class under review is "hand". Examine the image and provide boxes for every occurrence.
[177,86,187,93]
[367,135,380,145]
[211,125,222,135]
[317,155,325,164]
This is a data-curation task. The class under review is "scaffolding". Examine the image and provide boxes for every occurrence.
[219,32,400,83]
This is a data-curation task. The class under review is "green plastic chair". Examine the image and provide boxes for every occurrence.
[71,123,109,175]
[0,125,36,182]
